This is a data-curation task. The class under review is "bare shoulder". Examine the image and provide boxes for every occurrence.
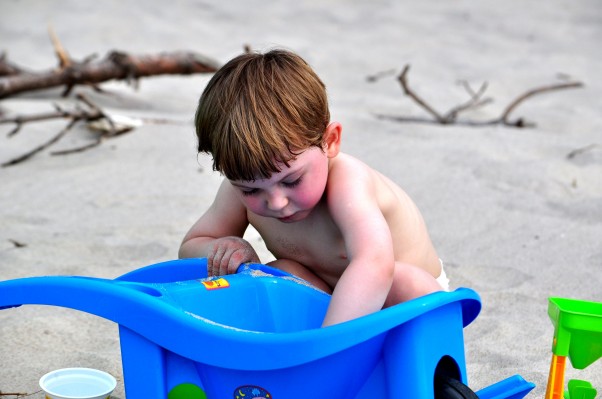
[327,153,376,189]
[327,153,439,271]
[327,153,408,208]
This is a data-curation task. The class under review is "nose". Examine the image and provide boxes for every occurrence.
[266,189,288,211]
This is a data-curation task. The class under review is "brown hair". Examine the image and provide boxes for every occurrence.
[195,49,330,181]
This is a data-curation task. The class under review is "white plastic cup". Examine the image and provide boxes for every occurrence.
[39,368,116,399]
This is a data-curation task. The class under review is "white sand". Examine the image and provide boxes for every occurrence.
[1,1,601,397]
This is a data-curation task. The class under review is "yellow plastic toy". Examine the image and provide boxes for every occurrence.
[545,297,602,399]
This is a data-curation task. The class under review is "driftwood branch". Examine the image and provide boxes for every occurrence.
[0,28,219,99]
[0,52,25,76]
[0,50,219,99]
[376,64,584,128]
[0,31,219,166]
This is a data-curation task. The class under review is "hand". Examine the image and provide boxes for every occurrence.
[206,236,260,277]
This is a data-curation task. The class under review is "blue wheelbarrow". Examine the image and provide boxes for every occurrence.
[0,258,534,398]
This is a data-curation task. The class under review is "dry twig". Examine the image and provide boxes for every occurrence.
[566,143,599,160]
[496,82,584,127]
[8,239,27,248]
[444,80,492,121]
[1,93,146,167]
[48,25,72,69]
[376,64,584,128]
[2,117,79,167]
[397,65,447,123]
[0,390,42,397]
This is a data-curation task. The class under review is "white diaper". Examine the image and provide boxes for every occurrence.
[436,259,450,291]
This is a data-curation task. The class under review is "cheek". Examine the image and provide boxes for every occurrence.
[240,195,264,213]
[295,167,328,208]
[294,184,323,208]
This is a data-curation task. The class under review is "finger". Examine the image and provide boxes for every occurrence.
[212,246,230,276]
[218,248,236,276]
[227,250,244,274]
[206,254,213,276]
[248,248,260,264]
[227,247,258,274]
[210,245,226,276]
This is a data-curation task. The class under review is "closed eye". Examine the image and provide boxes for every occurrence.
[241,188,260,196]
[282,176,303,188]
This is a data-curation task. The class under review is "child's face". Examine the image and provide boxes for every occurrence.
[229,147,329,223]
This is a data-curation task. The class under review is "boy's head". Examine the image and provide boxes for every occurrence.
[195,49,330,181]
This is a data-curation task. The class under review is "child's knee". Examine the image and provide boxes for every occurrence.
[384,262,441,307]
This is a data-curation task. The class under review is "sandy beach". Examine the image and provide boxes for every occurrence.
[1,1,601,397]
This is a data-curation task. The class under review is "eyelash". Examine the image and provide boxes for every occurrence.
[239,177,303,196]
[241,188,259,197]
[282,177,303,188]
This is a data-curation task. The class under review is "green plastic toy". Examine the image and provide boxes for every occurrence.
[545,297,602,399]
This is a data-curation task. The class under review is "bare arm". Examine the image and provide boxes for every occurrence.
[179,180,260,275]
[321,165,396,326]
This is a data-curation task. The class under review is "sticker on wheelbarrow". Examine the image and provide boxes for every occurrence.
[234,385,272,398]
[201,278,230,290]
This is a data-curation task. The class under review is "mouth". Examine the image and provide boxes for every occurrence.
[277,212,299,223]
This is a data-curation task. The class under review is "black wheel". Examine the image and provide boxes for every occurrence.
[434,374,479,399]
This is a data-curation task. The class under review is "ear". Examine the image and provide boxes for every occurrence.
[323,122,342,158]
